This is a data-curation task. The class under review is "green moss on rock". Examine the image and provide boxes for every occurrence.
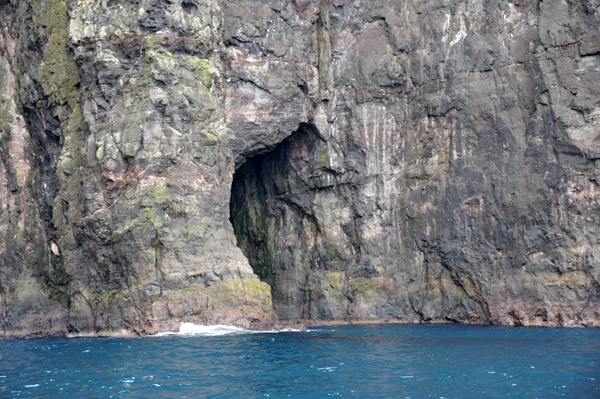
[205,277,273,314]
[185,224,206,242]
[163,277,274,314]
[325,272,342,294]
[93,288,119,305]
[324,240,343,262]
[152,186,170,204]
[350,277,373,296]
[36,0,81,110]
[190,57,216,89]
[321,146,329,167]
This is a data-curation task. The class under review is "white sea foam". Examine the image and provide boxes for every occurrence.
[152,322,306,337]
[24,384,39,388]
[317,367,337,372]
[153,323,273,337]
[280,327,305,332]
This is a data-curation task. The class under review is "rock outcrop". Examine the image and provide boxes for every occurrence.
[0,0,599,337]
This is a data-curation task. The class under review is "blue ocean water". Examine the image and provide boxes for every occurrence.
[0,323,598,398]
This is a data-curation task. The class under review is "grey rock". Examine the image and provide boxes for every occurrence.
[0,0,599,337]
[227,0,600,327]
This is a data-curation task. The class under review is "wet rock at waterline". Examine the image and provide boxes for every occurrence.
[1,0,599,337]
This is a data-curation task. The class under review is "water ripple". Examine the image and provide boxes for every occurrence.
[0,324,598,398]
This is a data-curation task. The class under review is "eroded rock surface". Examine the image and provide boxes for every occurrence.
[228,0,600,327]
[0,0,598,337]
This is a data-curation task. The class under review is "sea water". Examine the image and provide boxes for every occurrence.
[0,323,598,398]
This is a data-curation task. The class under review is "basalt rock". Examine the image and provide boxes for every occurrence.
[0,0,599,337]
[228,0,600,327]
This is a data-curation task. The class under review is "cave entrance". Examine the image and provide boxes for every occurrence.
[229,149,276,287]
[229,123,336,320]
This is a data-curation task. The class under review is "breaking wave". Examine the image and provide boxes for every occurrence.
[153,323,253,337]
[152,323,303,337]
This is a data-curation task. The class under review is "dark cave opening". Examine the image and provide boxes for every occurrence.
[229,126,316,287]
[229,150,275,286]
[229,123,339,319]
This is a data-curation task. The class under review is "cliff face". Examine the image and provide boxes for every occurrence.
[1,0,599,337]
[226,0,600,326]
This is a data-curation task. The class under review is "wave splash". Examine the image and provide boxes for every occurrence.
[153,323,287,337]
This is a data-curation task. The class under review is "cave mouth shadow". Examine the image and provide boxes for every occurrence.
[229,123,329,318]
[229,149,274,286]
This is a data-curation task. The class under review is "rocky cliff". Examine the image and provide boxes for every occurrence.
[1,0,599,337]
